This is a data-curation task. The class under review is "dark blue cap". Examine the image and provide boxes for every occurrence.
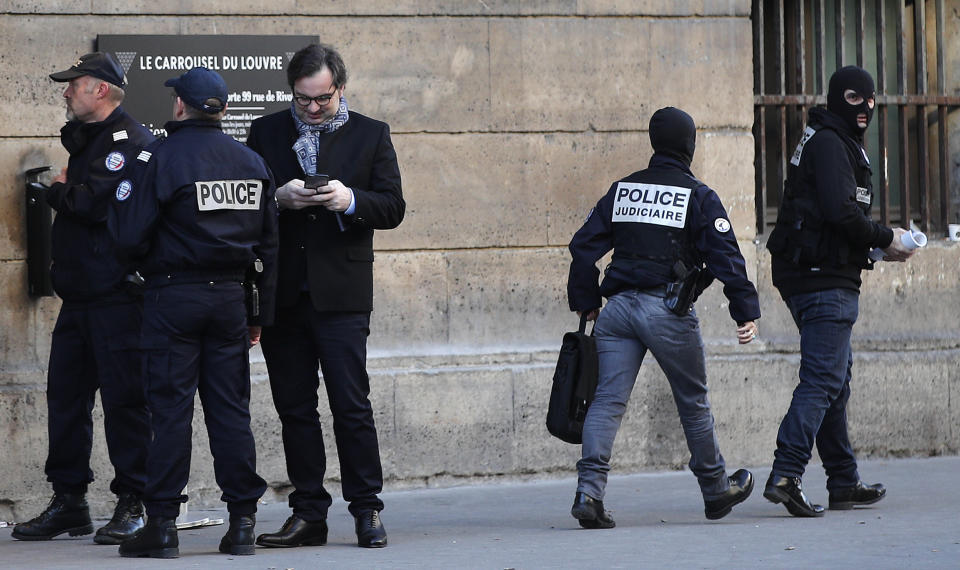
[50,52,127,88]
[165,67,228,113]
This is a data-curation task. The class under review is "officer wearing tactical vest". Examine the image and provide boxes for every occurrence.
[567,107,760,528]
[763,66,915,518]
[13,52,154,545]
[109,67,278,558]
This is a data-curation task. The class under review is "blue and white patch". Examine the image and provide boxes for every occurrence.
[115,179,133,201]
[112,130,128,142]
[714,217,731,233]
[584,207,595,223]
[790,126,818,166]
[105,151,126,172]
[611,182,690,228]
[855,186,871,205]
[137,150,152,163]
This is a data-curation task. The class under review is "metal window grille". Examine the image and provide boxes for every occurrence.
[753,0,960,236]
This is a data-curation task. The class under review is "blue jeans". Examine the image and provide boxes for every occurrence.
[577,289,728,501]
[772,288,860,490]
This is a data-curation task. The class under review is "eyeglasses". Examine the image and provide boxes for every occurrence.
[293,88,338,107]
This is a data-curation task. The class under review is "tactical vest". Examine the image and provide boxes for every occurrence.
[767,124,874,268]
[603,169,702,289]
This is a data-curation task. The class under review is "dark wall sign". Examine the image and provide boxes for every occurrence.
[97,35,318,142]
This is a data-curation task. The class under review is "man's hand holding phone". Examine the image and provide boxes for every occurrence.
[314,178,352,212]
[275,174,353,212]
[304,174,330,193]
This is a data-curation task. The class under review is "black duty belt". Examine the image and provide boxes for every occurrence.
[144,269,245,287]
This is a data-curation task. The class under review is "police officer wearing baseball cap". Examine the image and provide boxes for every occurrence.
[12,52,153,545]
[48,51,128,88]
[110,67,278,558]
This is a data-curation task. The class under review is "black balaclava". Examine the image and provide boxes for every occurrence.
[827,65,875,135]
[649,107,696,166]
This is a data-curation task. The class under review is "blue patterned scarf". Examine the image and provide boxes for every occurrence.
[291,96,349,176]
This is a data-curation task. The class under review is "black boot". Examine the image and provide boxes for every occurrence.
[828,481,886,510]
[570,492,616,529]
[704,469,755,520]
[11,493,93,541]
[763,474,824,517]
[219,514,256,555]
[94,492,145,545]
[119,516,178,559]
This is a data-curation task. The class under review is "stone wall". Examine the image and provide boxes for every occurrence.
[1,2,957,521]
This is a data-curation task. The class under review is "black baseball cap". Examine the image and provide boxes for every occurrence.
[50,52,127,88]
[165,67,228,113]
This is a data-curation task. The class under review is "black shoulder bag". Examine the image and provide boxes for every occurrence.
[546,313,599,444]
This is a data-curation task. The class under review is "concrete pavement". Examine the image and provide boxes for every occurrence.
[1,456,958,569]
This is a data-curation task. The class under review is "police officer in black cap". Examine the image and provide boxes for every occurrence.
[763,65,915,517]
[567,107,760,527]
[13,52,154,545]
[109,67,278,558]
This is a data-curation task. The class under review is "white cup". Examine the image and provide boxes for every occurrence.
[901,229,927,250]
[948,224,960,242]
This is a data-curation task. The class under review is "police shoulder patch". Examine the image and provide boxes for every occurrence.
[714,218,731,233]
[137,150,152,163]
[790,126,818,166]
[115,180,133,201]
[105,151,126,172]
[112,130,129,142]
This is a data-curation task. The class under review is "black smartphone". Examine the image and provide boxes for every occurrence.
[304,174,330,193]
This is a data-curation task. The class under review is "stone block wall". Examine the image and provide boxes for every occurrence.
[1,2,957,521]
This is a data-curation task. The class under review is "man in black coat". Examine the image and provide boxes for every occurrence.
[13,52,153,544]
[247,43,405,549]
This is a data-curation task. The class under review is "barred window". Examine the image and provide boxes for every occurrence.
[753,0,959,236]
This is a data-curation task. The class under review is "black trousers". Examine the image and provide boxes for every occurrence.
[140,282,266,518]
[261,294,384,520]
[46,299,149,496]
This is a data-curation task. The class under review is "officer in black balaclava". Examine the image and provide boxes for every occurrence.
[764,66,915,518]
[648,106,696,165]
[566,107,761,527]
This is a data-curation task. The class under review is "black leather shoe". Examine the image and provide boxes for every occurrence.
[11,493,93,541]
[94,492,144,545]
[763,474,825,517]
[355,510,387,548]
[704,469,754,520]
[119,516,178,559]
[829,481,886,510]
[255,515,327,548]
[219,514,256,555]
[570,492,615,529]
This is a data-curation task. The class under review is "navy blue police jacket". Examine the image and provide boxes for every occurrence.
[46,106,155,303]
[109,119,279,326]
[767,107,894,299]
[567,154,761,325]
